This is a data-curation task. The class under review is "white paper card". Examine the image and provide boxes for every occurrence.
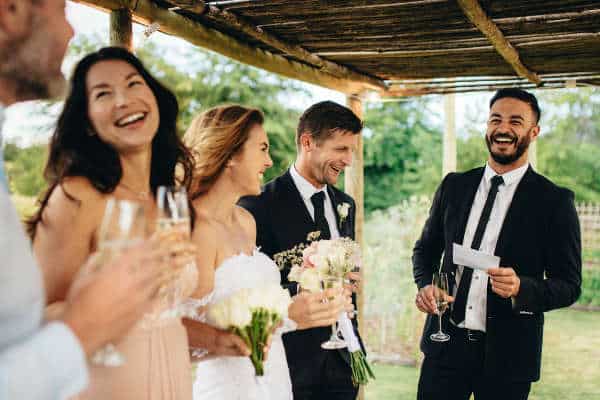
[452,243,500,271]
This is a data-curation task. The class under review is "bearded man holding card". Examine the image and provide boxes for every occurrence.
[412,88,582,400]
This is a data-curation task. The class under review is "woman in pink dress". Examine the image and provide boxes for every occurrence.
[28,47,196,400]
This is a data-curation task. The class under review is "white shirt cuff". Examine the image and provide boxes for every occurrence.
[41,322,89,398]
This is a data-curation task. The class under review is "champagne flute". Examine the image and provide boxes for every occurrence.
[430,271,451,343]
[320,275,347,350]
[91,198,146,366]
[155,186,192,309]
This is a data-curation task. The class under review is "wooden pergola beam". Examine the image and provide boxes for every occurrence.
[204,5,386,91]
[456,0,541,85]
[110,8,133,50]
[72,0,384,95]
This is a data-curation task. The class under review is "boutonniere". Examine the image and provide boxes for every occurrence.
[337,202,350,229]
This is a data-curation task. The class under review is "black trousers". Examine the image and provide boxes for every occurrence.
[417,328,531,400]
[292,351,358,400]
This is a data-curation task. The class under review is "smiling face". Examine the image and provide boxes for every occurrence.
[485,97,540,168]
[86,59,160,154]
[229,123,273,196]
[301,129,359,187]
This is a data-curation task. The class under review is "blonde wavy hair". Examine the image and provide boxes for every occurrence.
[183,104,264,199]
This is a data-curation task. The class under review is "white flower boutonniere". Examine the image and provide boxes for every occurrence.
[337,202,350,229]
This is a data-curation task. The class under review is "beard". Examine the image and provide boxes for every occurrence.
[0,14,67,102]
[485,130,532,165]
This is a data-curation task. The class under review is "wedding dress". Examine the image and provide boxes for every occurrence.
[187,249,294,400]
[75,262,198,400]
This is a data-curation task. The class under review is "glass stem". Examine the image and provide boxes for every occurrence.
[331,323,337,338]
[438,312,443,335]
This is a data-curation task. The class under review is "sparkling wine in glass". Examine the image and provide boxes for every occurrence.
[92,198,146,366]
[156,186,192,309]
[430,271,451,343]
[320,275,347,350]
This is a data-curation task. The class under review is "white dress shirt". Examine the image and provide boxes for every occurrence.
[289,165,340,239]
[0,105,89,399]
[455,162,529,332]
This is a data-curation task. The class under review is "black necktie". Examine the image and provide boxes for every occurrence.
[451,175,504,325]
[311,191,331,240]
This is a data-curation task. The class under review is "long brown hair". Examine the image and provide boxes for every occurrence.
[26,47,194,239]
[183,104,263,200]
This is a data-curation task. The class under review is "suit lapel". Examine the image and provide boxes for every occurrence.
[453,168,485,245]
[494,166,536,259]
[275,171,317,244]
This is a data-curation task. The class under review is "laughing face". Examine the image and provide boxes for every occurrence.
[303,129,359,186]
[485,97,540,166]
[229,123,273,196]
[86,60,160,154]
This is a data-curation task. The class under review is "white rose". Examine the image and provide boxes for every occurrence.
[207,302,229,329]
[337,203,350,219]
[228,291,252,328]
[288,265,303,282]
[299,269,321,293]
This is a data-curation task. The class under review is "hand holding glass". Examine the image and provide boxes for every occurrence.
[430,272,451,343]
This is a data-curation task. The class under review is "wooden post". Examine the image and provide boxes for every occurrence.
[110,8,133,51]
[443,92,457,176]
[344,94,365,400]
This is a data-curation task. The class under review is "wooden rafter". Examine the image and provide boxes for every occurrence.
[72,0,385,95]
[204,5,385,91]
[456,0,542,85]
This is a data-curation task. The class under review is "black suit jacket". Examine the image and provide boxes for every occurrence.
[412,166,582,382]
[239,170,362,388]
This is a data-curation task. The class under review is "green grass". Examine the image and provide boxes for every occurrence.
[364,308,600,400]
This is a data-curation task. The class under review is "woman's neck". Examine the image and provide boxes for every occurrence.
[118,150,152,197]
[194,177,241,226]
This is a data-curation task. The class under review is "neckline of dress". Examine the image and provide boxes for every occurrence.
[215,247,264,273]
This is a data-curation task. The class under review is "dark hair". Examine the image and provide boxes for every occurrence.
[296,101,362,148]
[26,47,194,239]
[489,88,541,123]
[183,104,264,200]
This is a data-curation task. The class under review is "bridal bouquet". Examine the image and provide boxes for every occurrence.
[283,237,375,386]
[207,284,292,376]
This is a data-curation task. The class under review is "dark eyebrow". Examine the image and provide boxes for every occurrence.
[90,72,142,92]
[489,113,524,121]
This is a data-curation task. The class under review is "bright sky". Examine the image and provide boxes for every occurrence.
[2,1,491,146]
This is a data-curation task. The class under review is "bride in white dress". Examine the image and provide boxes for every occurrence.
[181,105,347,400]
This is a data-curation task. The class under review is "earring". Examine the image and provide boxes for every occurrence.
[87,127,96,137]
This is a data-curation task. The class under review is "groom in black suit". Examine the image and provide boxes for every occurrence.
[240,101,364,400]
[413,88,582,400]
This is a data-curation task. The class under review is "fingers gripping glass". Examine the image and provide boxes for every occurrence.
[430,272,451,343]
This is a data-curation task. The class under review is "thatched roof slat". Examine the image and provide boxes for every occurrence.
[77,0,600,96]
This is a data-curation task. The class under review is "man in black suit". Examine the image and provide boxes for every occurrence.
[240,101,364,400]
[413,88,582,400]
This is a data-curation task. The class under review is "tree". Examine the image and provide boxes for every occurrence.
[363,99,442,212]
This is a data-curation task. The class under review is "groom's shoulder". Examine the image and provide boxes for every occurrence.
[239,172,288,210]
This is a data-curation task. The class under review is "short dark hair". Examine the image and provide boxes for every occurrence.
[489,88,541,123]
[296,101,362,147]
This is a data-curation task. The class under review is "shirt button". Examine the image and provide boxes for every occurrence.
[475,276,479,280]
[468,306,473,310]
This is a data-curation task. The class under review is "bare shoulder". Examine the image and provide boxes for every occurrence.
[235,205,256,239]
[41,177,107,233]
